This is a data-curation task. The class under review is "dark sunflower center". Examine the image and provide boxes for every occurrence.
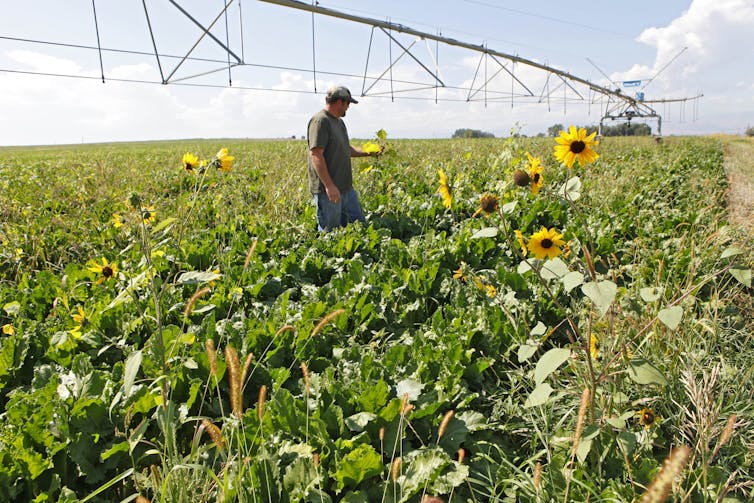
[143,211,152,220]
[642,411,654,423]
[570,141,586,154]
[541,238,553,249]
[102,266,114,278]
[481,197,498,212]
[532,173,540,183]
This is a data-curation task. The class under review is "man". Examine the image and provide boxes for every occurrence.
[307,85,382,231]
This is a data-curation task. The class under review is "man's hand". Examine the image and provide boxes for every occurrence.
[325,183,341,204]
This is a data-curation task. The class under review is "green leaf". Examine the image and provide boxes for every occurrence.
[534,348,571,384]
[524,383,554,408]
[640,286,663,302]
[729,265,751,288]
[531,321,547,336]
[657,305,683,331]
[150,216,177,235]
[562,271,584,293]
[581,280,617,317]
[517,341,539,363]
[345,412,377,432]
[517,260,532,274]
[472,227,498,239]
[627,359,668,386]
[395,378,423,402]
[176,270,221,285]
[559,176,581,201]
[3,300,21,316]
[123,350,142,397]
[541,257,569,280]
[334,444,382,492]
[576,425,599,463]
[502,201,517,214]
[721,246,744,259]
[283,456,319,501]
[400,448,451,501]
[617,431,637,456]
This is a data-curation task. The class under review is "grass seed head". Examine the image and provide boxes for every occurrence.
[257,384,267,422]
[640,445,691,503]
[438,410,454,440]
[201,418,225,452]
[391,457,402,481]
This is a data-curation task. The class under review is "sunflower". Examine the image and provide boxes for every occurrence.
[589,334,599,360]
[111,213,126,228]
[215,148,235,172]
[452,262,469,282]
[514,230,528,255]
[87,257,118,284]
[2,324,14,335]
[473,193,499,217]
[182,152,200,172]
[142,206,156,225]
[554,126,599,168]
[474,277,497,298]
[362,141,382,154]
[71,306,87,327]
[637,408,660,429]
[526,153,544,195]
[527,227,566,260]
[438,169,453,209]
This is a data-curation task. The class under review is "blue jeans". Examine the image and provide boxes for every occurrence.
[314,188,366,231]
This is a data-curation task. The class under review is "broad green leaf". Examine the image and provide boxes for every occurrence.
[657,305,683,331]
[581,280,617,317]
[557,271,582,294]
[559,176,581,201]
[334,444,383,491]
[576,425,599,463]
[534,347,571,384]
[517,341,539,363]
[123,350,142,397]
[472,227,498,239]
[617,431,637,456]
[541,257,569,279]
[283,456,319,501]
[502,201,517,214]
[3,301,20,316]
[721,246,744,258]
[396,378,424,402]
[345,412,376,432]
[729,265,751,288]
[627,359,668,386]
[518,259,533,274]
[176,270,221,285]
[524,383,553,408]
[150,216,177,235]
[531,322,547,337]
[400,448,451,501]
[375,128,387,140]
[640,286,663,302]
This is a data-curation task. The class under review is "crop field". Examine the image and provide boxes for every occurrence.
[0,133,752,502]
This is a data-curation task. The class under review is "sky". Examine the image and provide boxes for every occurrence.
[0,0,752,146]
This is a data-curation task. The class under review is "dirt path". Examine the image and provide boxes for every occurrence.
[720,135,754,237]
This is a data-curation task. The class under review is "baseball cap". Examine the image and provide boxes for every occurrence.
[326,85,359,104]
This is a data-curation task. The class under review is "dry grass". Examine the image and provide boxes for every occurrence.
[719,135,754,236]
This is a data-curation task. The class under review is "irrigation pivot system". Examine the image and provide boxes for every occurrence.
[0,0,702,136]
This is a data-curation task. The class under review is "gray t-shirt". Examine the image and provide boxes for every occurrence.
[307,109,352,194]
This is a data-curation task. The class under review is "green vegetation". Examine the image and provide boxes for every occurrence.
[0,134,752,502]
[451,128,495,139]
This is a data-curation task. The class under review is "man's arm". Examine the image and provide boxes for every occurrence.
[350,145,384,157]
[309,147,341,203]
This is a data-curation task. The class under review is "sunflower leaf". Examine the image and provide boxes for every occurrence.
[657,305,683,331]
[729,265,751,288]
[534,348,571,385]
[581,280,617,317]
[176,270,221,285]
[640,286,663,302]
[524,383,554,408]
[472,227,498,239]
[562,271,584,293]
[721,246,744,259]
[627,359,668,386]
[541,257,569,279]
[559,176,581,201]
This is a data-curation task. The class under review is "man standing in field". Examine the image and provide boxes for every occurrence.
[307,85,381,231]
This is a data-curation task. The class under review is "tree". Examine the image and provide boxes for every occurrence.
[452,128,495,139]
[547,124,565,137]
